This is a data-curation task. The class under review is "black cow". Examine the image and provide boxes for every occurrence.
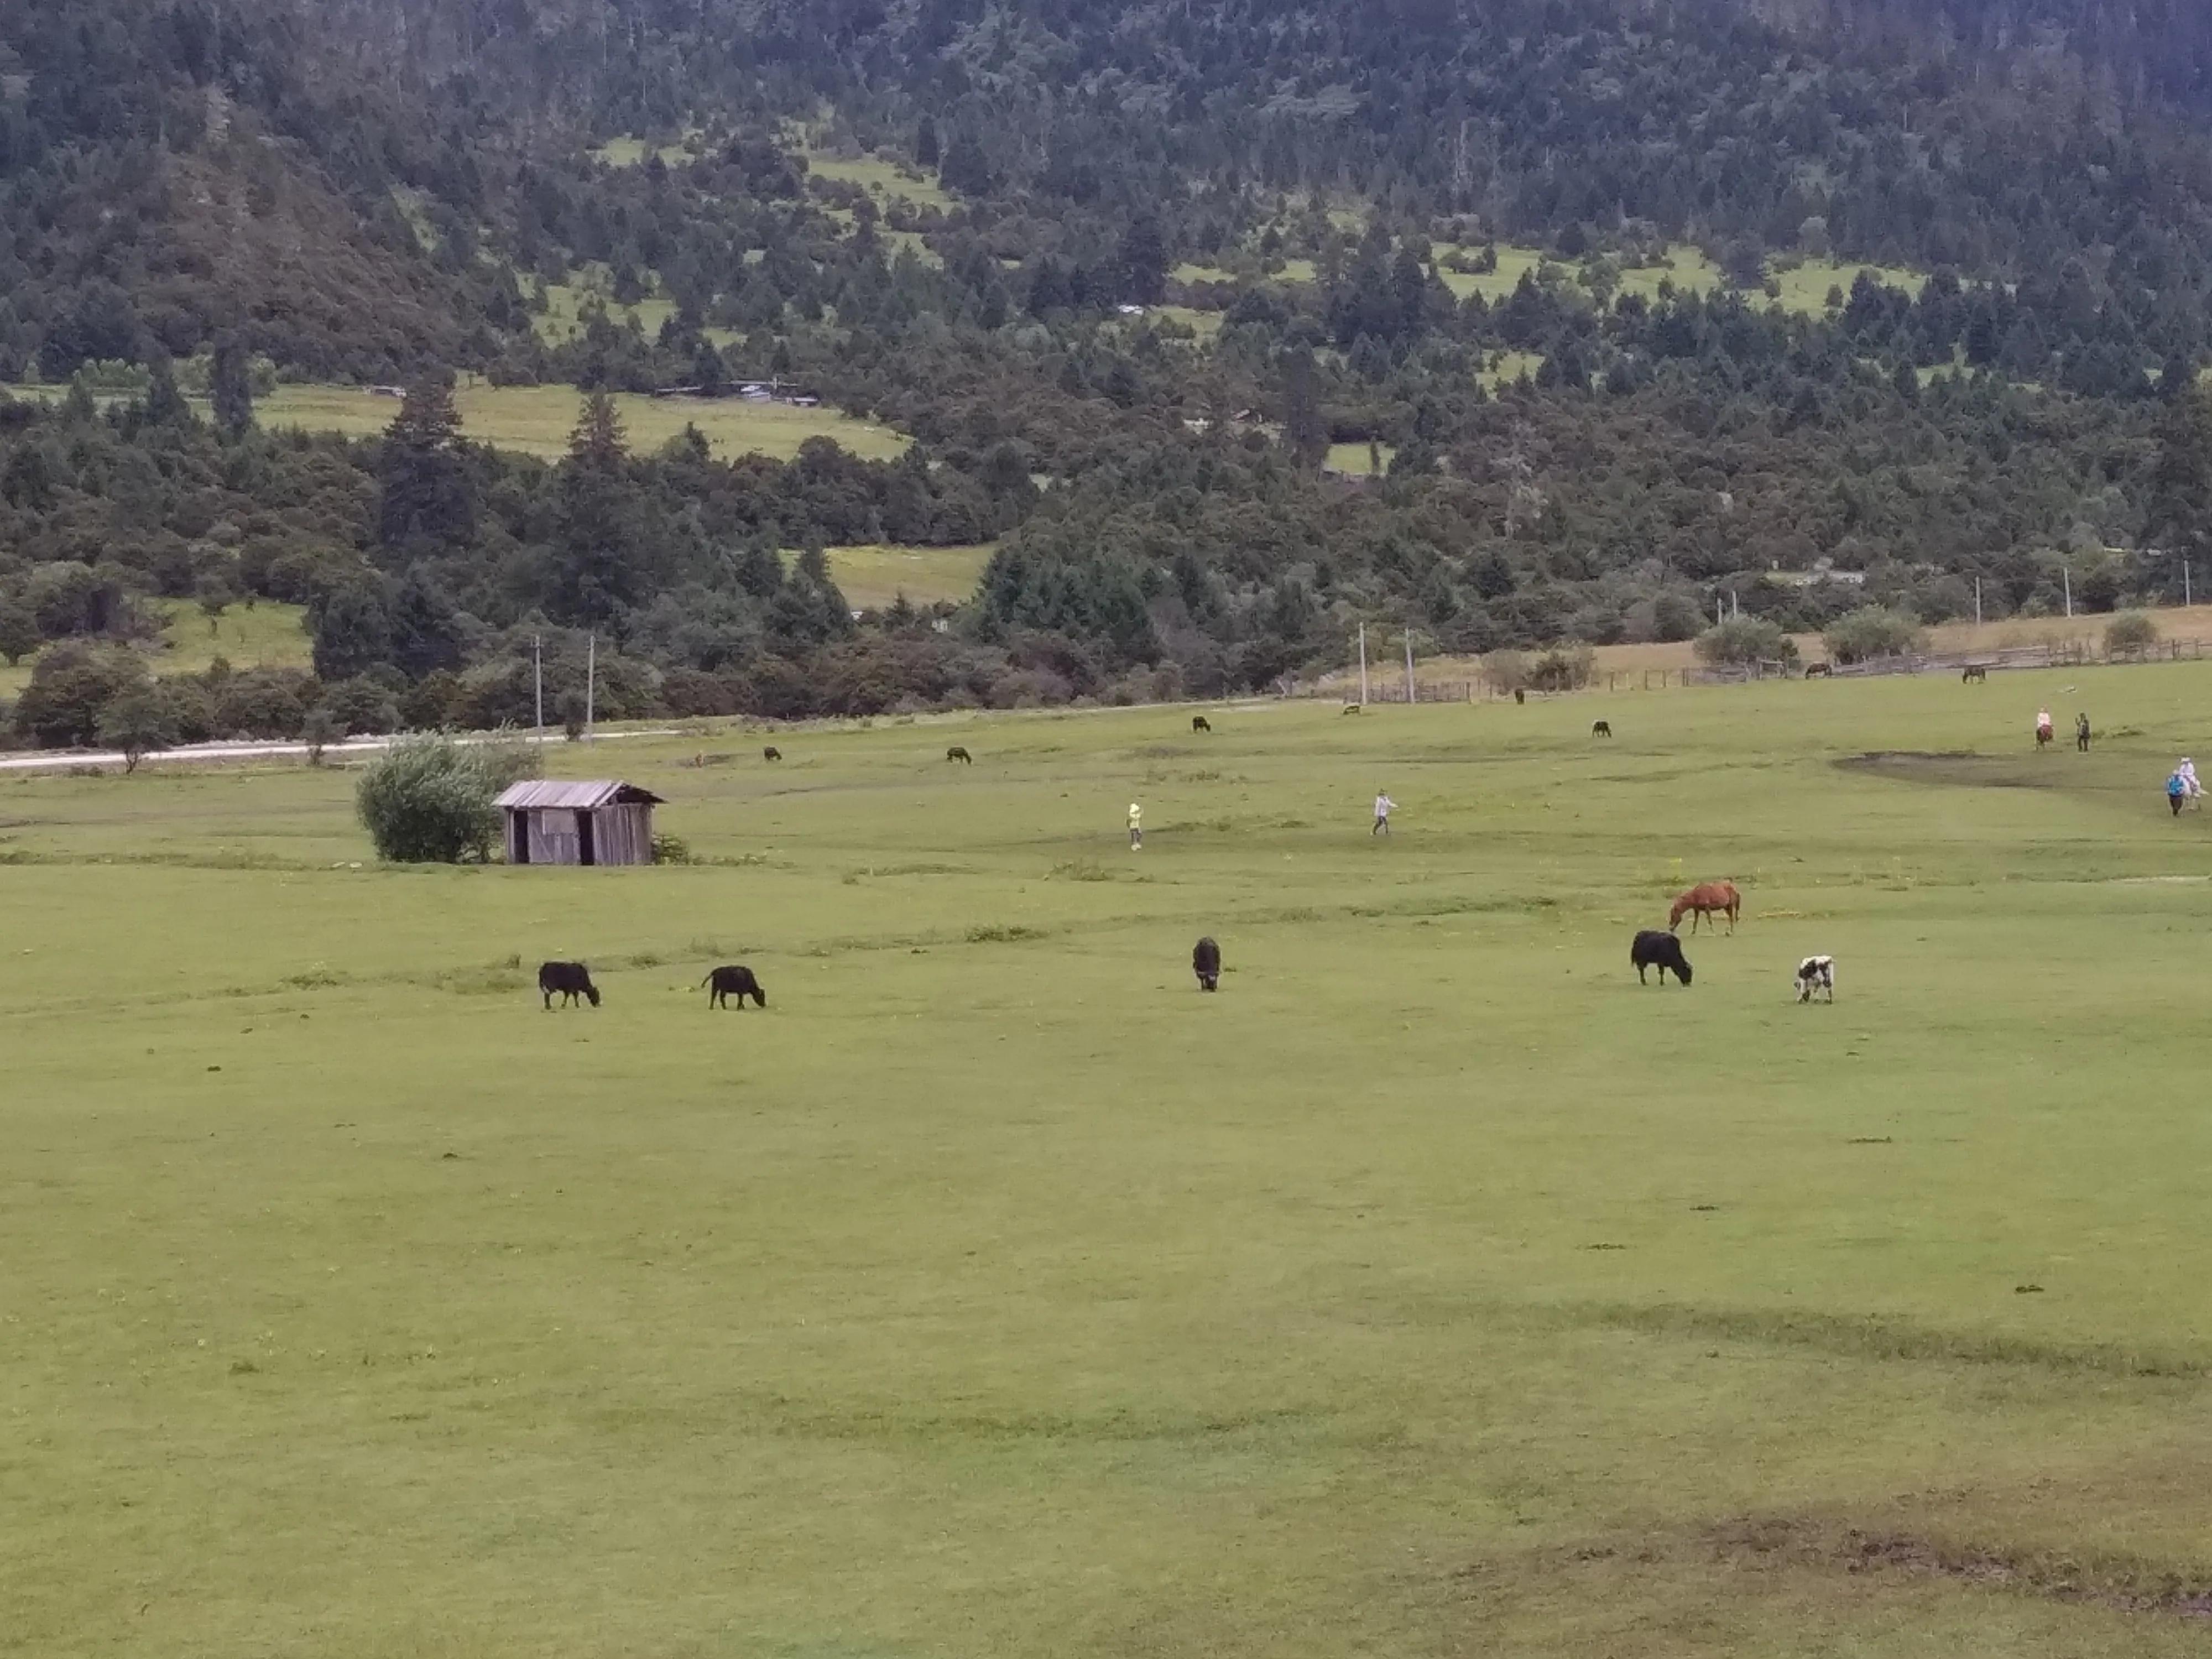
[1514,688,1526,705]
[538,961,600,1008]
[763,746,781,761]
[1804,663,1832,679]
[947,746,973,764]
[1592,719,1612,738]
[1630,931,1693,987]
[1192,716,1212,733]
[702,964,767,1009]
[1192,936,1221,992]
[1961,665,1988,684]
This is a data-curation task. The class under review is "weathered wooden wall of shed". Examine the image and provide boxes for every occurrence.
[593,802,654,865]
[528,809,583,865]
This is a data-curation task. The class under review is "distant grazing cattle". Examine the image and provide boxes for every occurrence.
[947,745,973,764]
[1961,665,1987,684]
[702,964,767,1009]
[1592,719,1612,738]
[1342,704,1361,715]
[1192,936,1221,992]
[1192,716,1212,733]
[1794,954,1835,1003]
[763,746,781,761]
[1631,931,1693,987]
[1804,663,1832,679]
[538,961,600,1009]
[1514,688,1526,705]
[1670,880,1741,935]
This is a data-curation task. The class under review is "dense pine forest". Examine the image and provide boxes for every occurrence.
[9,0,2212,735]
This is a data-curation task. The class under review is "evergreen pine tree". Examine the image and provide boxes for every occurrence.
[377,372,475,549]
[210,336,254,439]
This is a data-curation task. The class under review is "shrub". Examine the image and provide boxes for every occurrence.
[210,667,317,738]
[354,734,504,863]
[1695,617,1799,666]
[300,708,343,765]
[95,681,180,773]
[317,677,402,735]
[1527,641,1597,691]
[473,731,544,792]
[0,602,36,666]
[2105,611,2159,653]
[1823,606,1926,665]
[1485,648,1530,693]
[12,641,142,747]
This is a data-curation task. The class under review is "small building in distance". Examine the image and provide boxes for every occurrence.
[495,780,664,867]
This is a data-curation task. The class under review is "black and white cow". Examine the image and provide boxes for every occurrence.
[1794,955,1835,1003]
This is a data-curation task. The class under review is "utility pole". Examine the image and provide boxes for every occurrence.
[585,632,596,735]
[1404,631,1416,704]
[2063,566,2073,619]
[532,633,544,741]
[1974,578,1982,626]
[1731,589,1740,620]
[2188,560,2194,608]
[1358,622,1369,705]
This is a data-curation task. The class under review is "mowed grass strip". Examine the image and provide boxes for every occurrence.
[8,667,2212,1655]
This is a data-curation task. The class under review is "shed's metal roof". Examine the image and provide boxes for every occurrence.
[495,780,664,810]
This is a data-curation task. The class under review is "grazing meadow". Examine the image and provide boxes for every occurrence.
[8,665,2212,1656]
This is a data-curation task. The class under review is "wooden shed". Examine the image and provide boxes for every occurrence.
[496,780,664,867]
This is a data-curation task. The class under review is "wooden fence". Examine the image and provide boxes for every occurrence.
[1296,635,2212,703]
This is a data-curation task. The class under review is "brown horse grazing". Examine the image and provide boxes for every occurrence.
[1669,880,1741,935]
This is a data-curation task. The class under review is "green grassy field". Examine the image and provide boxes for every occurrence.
[807,542,999,609]
[10,666,2212,1655]
[254,384,909,463]
[0,599,313,700]
[1325,440,1397,475]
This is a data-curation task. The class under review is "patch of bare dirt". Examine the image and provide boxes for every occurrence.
[1835,750,2065,789]
[1702,1514,2212,1618]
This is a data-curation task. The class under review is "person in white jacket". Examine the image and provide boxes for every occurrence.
[1372,791,1396,836]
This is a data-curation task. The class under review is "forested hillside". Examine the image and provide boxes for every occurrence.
[9,0,2212,738]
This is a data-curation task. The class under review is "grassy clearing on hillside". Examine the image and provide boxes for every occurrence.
[0,600,312,699]
[530,281,679,347]
[143,598,314,676]
[802,542,998,609]
[804,151,952,211]
[1480,348,1548,389]
[256,384,908,463]
[589,135,696,169]
[1775,257,1928,311]
[11,668,2212,1655]
[1324,440,1396,475]
[1187,239,1919,322]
